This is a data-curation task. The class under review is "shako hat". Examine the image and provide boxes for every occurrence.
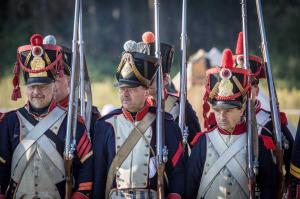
[114,39,159,88]
[202,48,250,128]
[141,31,174,74]
[43,35,72,76]
[233,32,265,84]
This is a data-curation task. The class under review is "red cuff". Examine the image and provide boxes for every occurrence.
[0,194,6,199]
[167,193,182,199]
[71,192,88,199]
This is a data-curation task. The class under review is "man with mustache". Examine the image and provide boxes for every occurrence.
[0,34,93,199]
[185,49,277,199]
[42,35,101,142]
[93,39,184,199]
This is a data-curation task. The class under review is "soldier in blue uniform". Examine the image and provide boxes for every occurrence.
[42,35,101,142]
[233,31,294,193]
[93,40,185,199]
[141,32,201,147]
[185,49,277,199]
[289,119,300,199]
[0,34,93,199]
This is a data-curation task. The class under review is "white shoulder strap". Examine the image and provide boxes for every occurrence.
[12,107,66,181]
[198,131,248,197]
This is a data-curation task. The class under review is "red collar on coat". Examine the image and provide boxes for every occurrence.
[59,95,69,108]
[122,102,151,123]
[218,121,246,135]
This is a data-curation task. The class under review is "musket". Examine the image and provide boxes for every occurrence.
[64,0,80,198]
[240,0,259,198]
[64,0,93,198]
[255,0,284,198]
[78,0,93,136]
[178,0,189,153]
[154,0,168,198]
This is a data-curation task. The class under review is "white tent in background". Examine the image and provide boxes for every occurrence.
[206,47,222,66]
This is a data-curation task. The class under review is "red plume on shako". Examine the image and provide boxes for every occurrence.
[221,48,234,68]
[142,31,155,44]
[235,32,244,55]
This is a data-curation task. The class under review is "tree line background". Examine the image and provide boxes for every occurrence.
[0,0,299,88]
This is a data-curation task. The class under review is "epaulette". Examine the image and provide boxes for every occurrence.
[259,134,276,150]
[190,126,217,146]
[290,163,300,180]
[98,108,122,121]
[257,108,289,126]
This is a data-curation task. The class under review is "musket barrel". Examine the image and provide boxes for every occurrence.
[65,0,80,158]
[241,0,257,197]
[154,1,166,198]
[154,0,164,164]
[79,0,86,121]
[179,0,188,143]
[255,0,282,149]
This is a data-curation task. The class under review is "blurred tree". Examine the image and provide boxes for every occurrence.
[0,0,299,88]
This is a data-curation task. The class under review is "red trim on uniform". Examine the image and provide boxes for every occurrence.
[259,135,276,150]
[77,115,85,124]
[146,96,155,106]
[77,132,87,152]
[191,127,217,146]
[78,182,92,191]
[122,108,134,123]
[59,95,69,108]
[48,100,57,112]
[78,182,93,191]
[191,132,206,146]
[17,44,63,53]
[167,193,182,199]
[71,192,88,199]
[255,99,262,113]
[172,142,183,167]
[218,121,246,135]
[136,104,150,121]
[296,185,300,199]
[81,142,92,159]
[280,111,288,126]
[122,102,150,122]
[0,194,6,199]
[207,112,217,128]
[0,113,5,122]
[78,136,89,158]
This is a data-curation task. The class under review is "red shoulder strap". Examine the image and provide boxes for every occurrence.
[259,135,276,150]
[280,111,288,126]
[191,131,206,146]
